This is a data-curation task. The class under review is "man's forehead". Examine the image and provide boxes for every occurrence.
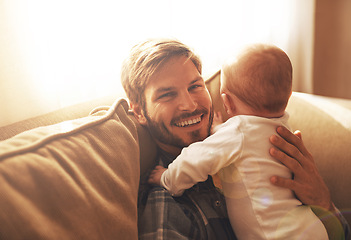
[149,56,201,84]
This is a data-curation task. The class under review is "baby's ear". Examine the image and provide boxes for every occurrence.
[130,103,147,125]
[221,93,235,116]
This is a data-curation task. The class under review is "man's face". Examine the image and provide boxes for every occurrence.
[133,56,213,155]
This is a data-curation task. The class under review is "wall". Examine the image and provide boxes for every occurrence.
[0,2,63,126]
[313,0,351,99]
[287,0,315,94]
[0,0,306,127]
[3,1,350,127]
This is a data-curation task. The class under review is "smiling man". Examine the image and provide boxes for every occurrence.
[121,38,348,240]
[136,55,213,155]
[121,39,235,239]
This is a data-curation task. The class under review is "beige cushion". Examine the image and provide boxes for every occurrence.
[0,95,118,141]
[286,92,351,226]
[0,99,144,240]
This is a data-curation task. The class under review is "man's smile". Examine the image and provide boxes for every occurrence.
[174,115,202,127]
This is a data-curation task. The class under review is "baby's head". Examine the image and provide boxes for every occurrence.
[220,44,292,117]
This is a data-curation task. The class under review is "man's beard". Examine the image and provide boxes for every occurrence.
[144,106,214,149]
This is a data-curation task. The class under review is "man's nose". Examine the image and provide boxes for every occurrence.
[178,92,197,112]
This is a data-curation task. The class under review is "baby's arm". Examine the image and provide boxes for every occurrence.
[148,124,242,196]
[148,165,167,185]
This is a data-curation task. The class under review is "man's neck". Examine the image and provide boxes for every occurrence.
[156,140,182,157]
[158,147,177,167]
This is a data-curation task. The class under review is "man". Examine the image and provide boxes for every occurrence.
[121,38,349,239]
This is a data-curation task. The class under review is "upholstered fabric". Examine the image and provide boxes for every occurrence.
[0,96,118,141]
[0,99,142,239]
[286,93,351,221]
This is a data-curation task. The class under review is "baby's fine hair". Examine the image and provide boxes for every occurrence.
[222,44,293,113]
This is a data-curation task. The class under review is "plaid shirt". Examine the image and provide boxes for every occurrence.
[138,150,237,240]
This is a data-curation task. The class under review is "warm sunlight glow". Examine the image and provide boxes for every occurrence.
[1,0,301,126]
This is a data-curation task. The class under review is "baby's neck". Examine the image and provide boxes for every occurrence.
[234,109,285,119]
[254,110,285,119]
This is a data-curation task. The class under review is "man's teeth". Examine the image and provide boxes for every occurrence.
[175,117,201,127]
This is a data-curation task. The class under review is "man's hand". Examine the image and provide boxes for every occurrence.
[269,126,333,211]
[148,165,167,186]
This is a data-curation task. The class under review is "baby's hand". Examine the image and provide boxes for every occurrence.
[148,165,167,185]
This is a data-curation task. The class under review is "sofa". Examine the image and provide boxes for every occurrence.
[0,70,350,239]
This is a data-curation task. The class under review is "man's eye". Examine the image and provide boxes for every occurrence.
[189,84,203,91]
[158,92,176,100]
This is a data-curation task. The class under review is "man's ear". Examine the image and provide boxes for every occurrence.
[221,93,235,117]
[130,103,147,125]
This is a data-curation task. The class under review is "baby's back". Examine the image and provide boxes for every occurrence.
[219,114,328,240]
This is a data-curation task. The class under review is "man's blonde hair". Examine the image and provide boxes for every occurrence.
[221,44,292,113]
[121,38,202,107]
